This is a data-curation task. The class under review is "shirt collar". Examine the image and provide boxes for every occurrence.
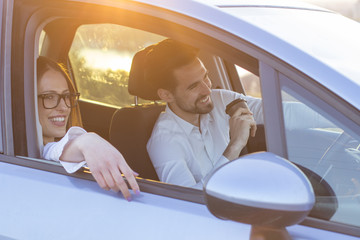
[165,104,213,136]
[165,105,195,136]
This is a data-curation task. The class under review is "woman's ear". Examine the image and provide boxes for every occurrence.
[157,88,174,103]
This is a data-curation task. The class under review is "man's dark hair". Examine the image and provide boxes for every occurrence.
[144,39,199,92]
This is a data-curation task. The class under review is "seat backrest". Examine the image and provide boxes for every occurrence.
[109,104,165,180]
[109,44,165,180]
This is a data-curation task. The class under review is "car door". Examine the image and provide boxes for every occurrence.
[227,47,360,234]
[260,64,360,227]
[4,0,360,239]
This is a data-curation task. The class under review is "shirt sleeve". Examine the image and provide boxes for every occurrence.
[42,126,87,173]
[283,101,335,130]
[245,93,333,129]
[147,134,198,188]
[244,95,264,125]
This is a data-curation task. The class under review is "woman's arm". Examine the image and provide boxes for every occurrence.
[60,132,140,201]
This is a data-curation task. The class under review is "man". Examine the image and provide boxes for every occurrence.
[145,39,263,188]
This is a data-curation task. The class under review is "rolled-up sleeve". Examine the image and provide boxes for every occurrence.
[43,127,87,173]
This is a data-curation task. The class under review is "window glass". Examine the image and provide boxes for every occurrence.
[39,30,46,55]
[236,65,261,98]
[69,24,165,107]
[281,87,360,227]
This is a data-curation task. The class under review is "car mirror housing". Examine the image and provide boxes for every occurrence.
[203,152,315,240]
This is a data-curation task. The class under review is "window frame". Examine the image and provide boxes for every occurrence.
[0,0,14,155]
[0,0,4,154]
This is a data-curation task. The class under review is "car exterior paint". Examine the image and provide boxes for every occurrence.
[0,0,359,239]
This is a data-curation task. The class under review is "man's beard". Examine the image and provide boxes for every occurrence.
[176,95,214,114]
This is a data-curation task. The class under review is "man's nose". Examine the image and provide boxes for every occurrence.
[200,79,212,95]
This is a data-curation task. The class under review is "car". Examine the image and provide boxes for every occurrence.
[0,0,359,239]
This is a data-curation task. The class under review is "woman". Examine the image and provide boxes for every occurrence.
[37,56,139,201]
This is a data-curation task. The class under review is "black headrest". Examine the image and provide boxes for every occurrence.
[128,45,161,101]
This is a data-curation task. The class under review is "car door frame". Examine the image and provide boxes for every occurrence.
[0,0,15,156]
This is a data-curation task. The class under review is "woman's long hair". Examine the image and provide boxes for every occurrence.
[37,56,83,129]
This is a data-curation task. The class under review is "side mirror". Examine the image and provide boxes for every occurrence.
[203,152,315,240]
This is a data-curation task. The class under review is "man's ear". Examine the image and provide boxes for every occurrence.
[157,88,174,103]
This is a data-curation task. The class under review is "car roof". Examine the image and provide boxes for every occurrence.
[133,0,360,110]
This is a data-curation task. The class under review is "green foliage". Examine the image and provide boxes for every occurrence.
[68,23,165,107]
[72,56,134,107]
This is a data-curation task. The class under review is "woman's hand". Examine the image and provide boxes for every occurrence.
[60,132,140,201]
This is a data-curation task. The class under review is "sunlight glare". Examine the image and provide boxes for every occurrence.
[80,48,133,72]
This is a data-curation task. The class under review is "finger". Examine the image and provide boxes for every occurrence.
[102,168,120,193]
[110,167,133,201]
[250,122,257,137]
[232,107,253,117]
[124,171,140,195]
[92,170,110,191]
[118,163,140,195]
[234,113,253,120]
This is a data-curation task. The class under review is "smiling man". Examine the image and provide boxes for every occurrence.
[145,39,263,188]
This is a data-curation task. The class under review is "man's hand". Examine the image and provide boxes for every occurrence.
[231,107,257,137]
[60,133,140,201]
[223,106,257,161]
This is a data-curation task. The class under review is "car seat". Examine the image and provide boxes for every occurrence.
[109,45,164,181]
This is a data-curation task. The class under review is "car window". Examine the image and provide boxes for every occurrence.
[236,65,261,98]
[68,24,165,108]
[281,85,360,227]
[39,30,45,55]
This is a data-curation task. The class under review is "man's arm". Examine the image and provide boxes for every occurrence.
[283,101,335,130]
[147,136,199,187]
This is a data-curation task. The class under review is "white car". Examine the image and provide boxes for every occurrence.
[0,0,359,239]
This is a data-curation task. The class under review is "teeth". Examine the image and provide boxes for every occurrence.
[51,117,65,122]
[200,96,209,103]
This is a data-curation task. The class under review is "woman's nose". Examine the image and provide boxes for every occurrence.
[56,98,68,111]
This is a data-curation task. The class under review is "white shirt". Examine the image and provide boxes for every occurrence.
[147,89,263,188]
[43,126,87,173]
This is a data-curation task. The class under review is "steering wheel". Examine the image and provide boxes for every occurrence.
[318,131,360,196]
[305,132,353,220]
[318,131,353,166]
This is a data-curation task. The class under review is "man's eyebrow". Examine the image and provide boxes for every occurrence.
[186,71,209,90]
[187,81,200,90]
